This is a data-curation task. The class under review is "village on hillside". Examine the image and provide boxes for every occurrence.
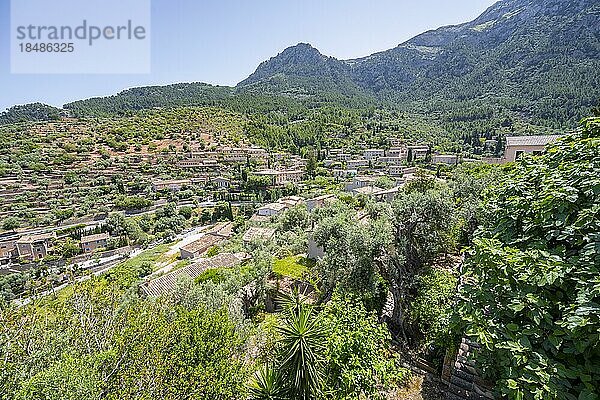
[2,0,598,397]
[0,127,558,301]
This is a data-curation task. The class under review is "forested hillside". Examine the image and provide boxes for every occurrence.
[239,0,600,129]
[0,103,61,124]
[2,115,597,400]
[26,0,590,149]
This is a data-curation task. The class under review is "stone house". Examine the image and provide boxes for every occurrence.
[152,179,191,191]
[80,233,109,253]
[306,194,336,212]
[504,135,561,162]
[432,154,459,165]
[16,233,55,261]
[347,159,369,169]
[363,149,385,161]
[180,234,226,259]
[0,236,18,263]
[389,165,404,177]
[254,169,304,186]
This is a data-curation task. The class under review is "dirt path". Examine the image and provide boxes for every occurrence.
[388,373,445,400]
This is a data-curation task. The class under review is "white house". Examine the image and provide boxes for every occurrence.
[374,186,402,203]
[279,196,304,207]
[254,169,304,185]
[335,153,353,162]
[213,176,231,188]
[353,186,384,196]
[504,135,561,162]
[256,202,289,217]
[363,149,385,161]
[379,157,406,166]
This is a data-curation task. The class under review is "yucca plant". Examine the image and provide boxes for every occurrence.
[249,291,327,400]
[248,364,288,400]
[276,291,326,400]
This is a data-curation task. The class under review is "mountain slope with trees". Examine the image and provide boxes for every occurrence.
[12,0,590,139]
[238,0,600,128]
[0,103,61,124]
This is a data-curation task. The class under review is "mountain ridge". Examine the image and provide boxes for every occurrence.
[3,0,598,129]
[236,0,599,126]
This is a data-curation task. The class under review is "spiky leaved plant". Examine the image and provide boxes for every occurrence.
[276,290,326,400]
[249,290,327,400]
[248,364,288,400]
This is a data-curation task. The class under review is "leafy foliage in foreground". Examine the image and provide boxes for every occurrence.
[408,267,458,352]
[0,278,250,399]
[310,170,493,353]
[322,295,407,399]
[250,294,407,400]
[458,117,600,399]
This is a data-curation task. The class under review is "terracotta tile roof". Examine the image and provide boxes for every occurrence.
[16,232,54,244]
[243,227,276,242]
[505,135,561,147]
[141,253,248,297]
[180,234,224,255]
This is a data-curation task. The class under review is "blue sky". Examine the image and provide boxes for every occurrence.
[0,0,498,111]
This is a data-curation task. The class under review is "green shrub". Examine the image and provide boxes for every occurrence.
[195,268,228,284]
[458,118,600,399]
[408,267,457,351]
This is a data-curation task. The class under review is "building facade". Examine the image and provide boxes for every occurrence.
[16,233,54,261]
[504,135,561,162]
[80,233,109,253]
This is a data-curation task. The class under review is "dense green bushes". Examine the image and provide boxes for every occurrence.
[114,195,152,210]
[0,269,251,400]
[250,294,408,400]
[322,295,408,398]
[458,118,600,399]
[408,267,458,352]
[0,103,60,124]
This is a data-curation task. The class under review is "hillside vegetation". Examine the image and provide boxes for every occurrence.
[458,117,600,399]
[2,117,597,399]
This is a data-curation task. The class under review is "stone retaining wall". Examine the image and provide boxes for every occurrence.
[443,338,495,400]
